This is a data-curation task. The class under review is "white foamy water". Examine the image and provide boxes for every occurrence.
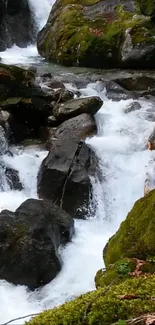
[0,81,155,324]
[0,45,41,65]
[28,0,55,30]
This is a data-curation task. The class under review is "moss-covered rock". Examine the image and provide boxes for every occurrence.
[95,257,155,289]
[27,275,155,325]
[95,258,137,288]
[104,189,155,267]
[0,63,35,101]
[37,0,155,68]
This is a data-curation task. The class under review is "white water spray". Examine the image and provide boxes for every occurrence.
[28,0,55,30]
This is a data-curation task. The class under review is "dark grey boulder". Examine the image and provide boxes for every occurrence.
[0,198,74,289]
[37,139,97,218]
[55,113,97,142]
[5,166,23,191]
[37,113,98,218]
[53,96,103,122]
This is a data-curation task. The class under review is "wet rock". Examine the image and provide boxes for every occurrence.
[115,76,155,92]
[145,113,155,122]
[0,64,64,142]
[5,166,23,191]
[0,198,74,289]
[37,139,97,218]
[105,81,136,101]
[0,110,12,138]
[124,101,141,113]
[53,96,103,122]
[0,125,8,154]
[94,80,136,101]
[55,113,97,142]
[48,115,60,127]
[43,80,65,90]
[39,127,56,145]
[55,89,74,102]
[0,63,35,101]
[38,113,98,218]
[0,110,11,124]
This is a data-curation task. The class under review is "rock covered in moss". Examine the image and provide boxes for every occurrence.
[37,0,155,68]
[95,258,137,288]
[0,63,35,101]
[104,189,155,267]
[27,275,155,325]
[95,257,155,289]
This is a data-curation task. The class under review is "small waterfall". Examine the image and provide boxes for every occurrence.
[0,80,154,324]
[28,0,56,30]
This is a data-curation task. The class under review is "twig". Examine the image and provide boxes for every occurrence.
[83,279,116,321]
[126,313,155,325]
[56,89,64,104]
[1,312,40,325]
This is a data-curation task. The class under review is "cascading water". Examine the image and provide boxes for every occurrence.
[0,0,155,323]
[0,80,154,324]
[28,0,55,30]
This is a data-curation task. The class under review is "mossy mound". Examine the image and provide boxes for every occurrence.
[95,257,155,289]
[95,258,137,288]
[37,0,155,68]
[104,189,155,267]
[27,275,155,325]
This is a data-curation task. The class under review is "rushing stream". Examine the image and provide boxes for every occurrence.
[0,0,155,324]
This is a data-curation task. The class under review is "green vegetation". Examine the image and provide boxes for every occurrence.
[27,275,155,325]
[95,258,137,288]
[104,190,155,267]
[38,0,155,68]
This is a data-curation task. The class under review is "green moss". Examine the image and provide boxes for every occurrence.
[27,275,155,325]
[0,97,23,106]
[137,0,155,17]
[104,189,155,267]
[51,4,123,67]
[0,63,34,83]
[58,0,101,5]
[95,258,137,289]
[38,0,155,68]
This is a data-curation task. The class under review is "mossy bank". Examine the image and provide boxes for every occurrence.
[104,189,155,267]
[37,0,155,68]
[27,275,155,325]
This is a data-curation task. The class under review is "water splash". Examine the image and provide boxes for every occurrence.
[28,0,56,30]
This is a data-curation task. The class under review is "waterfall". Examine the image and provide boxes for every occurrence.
[28,0,55,30]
